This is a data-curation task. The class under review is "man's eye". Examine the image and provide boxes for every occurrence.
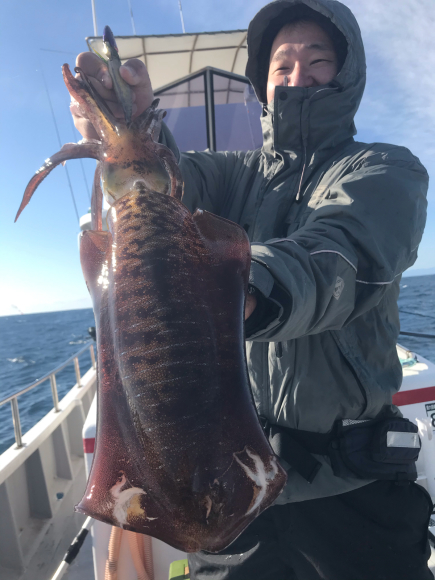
[310,59,330,65]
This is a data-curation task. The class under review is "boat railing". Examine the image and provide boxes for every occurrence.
[0,342,96,449]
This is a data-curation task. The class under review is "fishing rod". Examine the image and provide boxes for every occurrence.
[399,331,435,340]
[38,63,80,222]
[50,517,94,580]
[398,308,435,339]
[68,114,92,204]
[399,309,435,321]
[178,0,186,33]
[127,0,137,35]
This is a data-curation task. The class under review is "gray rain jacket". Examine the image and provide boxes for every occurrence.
[162,0,428,502]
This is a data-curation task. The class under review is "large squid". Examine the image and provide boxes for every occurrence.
[15,29,287,553]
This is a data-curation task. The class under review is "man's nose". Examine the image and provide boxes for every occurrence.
[289,62,313,88]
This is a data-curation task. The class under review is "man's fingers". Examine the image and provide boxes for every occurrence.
[119,59,150,87]
[87,76,116,102]
[70,102,99,140]
[71,53,150,134]
[120,59,154,117]
[107,101,138,119]
[119,64,139,85]
[75,51,112,89]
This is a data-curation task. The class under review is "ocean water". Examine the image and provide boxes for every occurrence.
[0,274,434,454]
[397,274,435,362]
[0,309,95,453]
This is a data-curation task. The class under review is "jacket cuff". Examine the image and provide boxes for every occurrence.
[245,288,280,337]
[249,260,275,298]
[245,262,284,339]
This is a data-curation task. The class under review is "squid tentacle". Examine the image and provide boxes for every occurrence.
[15,141,101,222]
[132,99,162,135]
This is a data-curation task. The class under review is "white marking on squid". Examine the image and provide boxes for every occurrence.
[233,448,279,515]
[97,261,109,289]
[109,473,153,527]
[86,484,95,500]
[112,243,117,271]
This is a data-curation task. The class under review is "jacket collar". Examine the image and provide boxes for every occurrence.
[261,76,361,160]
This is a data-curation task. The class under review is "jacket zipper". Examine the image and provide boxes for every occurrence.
[295,86,340,203]
[264,342,271,420]
[295,130,308,202]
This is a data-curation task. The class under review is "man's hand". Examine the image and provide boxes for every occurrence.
[71,52,154,140]
[245,293,257,320]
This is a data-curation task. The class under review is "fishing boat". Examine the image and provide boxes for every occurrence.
[1,26,435,580]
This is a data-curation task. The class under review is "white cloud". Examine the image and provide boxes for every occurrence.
[343,0,435,182]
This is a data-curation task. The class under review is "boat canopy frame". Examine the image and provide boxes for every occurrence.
[86,29,248,92]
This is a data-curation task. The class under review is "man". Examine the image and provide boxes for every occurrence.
[73,0,432,578]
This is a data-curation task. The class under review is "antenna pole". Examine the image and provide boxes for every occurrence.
[91,0,98,36]
[39,64,80,222]
[178,0,186,33]
[127,0,137,35]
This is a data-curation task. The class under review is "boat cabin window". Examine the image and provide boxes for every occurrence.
[157,75,208,152]
[155,68,262,153]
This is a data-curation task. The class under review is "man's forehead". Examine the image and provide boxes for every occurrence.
[271,42,333,62]
[270,20,335,57]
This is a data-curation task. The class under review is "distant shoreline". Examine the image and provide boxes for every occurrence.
[0,307,94,318]
[402,269,435,278]
[1,272,434,317]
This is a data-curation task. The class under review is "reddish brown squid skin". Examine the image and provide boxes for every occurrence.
[16,60,287,552]
[77,187,287,552]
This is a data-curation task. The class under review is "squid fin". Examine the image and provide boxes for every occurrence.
[193,209,251,281]
[80,230,111,312]
[91,163,103,231]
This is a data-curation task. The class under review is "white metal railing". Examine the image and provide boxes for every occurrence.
[0,342,96,449]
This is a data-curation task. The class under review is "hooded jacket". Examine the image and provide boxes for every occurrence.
[161,0,428,502]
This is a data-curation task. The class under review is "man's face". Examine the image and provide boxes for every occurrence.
[267,21,338,103]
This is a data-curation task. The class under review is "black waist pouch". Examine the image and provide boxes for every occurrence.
[329,417,420,482]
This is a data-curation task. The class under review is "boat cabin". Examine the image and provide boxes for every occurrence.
[87,30,263,152]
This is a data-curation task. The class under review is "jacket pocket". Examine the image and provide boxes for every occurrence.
[331,330,368,417]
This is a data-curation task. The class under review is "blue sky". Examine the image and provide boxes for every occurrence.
[1,0,434,316]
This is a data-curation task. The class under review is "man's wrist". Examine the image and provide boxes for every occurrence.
[245,291,258,320]
[245,284,281,338]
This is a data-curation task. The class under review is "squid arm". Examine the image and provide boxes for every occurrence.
[15,141,101,222]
